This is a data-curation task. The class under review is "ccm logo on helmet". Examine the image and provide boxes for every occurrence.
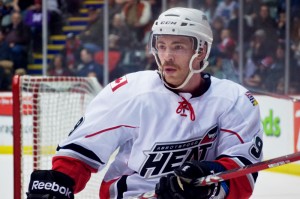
[160,21,177,25]
[31,181,73,198]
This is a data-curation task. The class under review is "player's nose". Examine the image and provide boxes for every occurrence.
[163,49,175,62]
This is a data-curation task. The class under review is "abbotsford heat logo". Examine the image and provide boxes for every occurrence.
[139,125,218,178]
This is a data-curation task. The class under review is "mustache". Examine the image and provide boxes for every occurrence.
[162,61,179,68]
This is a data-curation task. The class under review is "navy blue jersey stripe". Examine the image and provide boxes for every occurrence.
[57,143,104,164]
[116,175,128,199]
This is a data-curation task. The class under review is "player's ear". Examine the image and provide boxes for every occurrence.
[195,46,207,61]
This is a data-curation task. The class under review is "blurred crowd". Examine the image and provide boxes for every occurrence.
[0,0,300,95]
[0,0,65,90]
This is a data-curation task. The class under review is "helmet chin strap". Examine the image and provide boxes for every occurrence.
[154,53,209,90]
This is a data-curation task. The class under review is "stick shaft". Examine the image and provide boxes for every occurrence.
[196,151,300,186]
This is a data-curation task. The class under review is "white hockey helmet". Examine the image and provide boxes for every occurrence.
[150,7,213,89]
[151,7,213,60]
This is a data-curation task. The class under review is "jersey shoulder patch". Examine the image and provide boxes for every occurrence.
[110,76,128,92]
[245,91,258,106]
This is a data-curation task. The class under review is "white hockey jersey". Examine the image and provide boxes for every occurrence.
[55,70,263,198]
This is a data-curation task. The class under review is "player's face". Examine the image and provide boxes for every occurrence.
[156,35,195,87]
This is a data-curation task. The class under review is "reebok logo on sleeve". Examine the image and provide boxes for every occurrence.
[31,180,73,198]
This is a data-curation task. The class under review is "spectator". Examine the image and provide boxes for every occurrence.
[60,32,82,74]
[199,0,218,22]
[264,43,285,92]
[110,12,135,49]
[24,0,50,52]
[244,29,271,80]
[210,16,225,57]
[244,0,261,27]
[291,16,300,67]
[276,10,286,43]
[2,0,36,27]
[47,54,73,76]
[10,0,35,13]
[148,0,161,21]
[218,28,234,49]
[227,4,252,43]
[213,28,234,59]
[3,11,30,72]
[78,7,103,52]
[244,55,257,80]
[108,0,123,19]
[0,29,12,90]
[0,0,13,26]
[244,56,274,90]
[213,0,238,26]
[76,48,103,84]
[47,0,64,35]
[252,3,278,51]
[63,0,83,17]
[0,29,12,61]
[278,0,300,19]
[214,37,240,83]
[121,0,152,43]
[248,29,269,64]
[141,0,162,48]
[94,34,123,81]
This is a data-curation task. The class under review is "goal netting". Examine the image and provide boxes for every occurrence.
[12,75,105,199]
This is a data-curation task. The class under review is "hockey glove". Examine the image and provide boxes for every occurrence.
[155,160,229,199]
[27,170,75,199]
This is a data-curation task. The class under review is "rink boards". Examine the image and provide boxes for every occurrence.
[1,92,300,175]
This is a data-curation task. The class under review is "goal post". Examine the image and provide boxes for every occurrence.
[12,75,104,199]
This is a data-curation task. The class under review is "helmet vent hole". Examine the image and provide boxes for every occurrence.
[181,23,188,26]
[172,29,175,32]
[160,28,162,31]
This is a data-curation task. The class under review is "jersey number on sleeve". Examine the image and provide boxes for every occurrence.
[250,136,263,159]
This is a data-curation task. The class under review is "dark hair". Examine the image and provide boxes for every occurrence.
[82,48,94,56]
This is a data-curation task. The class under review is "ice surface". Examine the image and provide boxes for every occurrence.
[1,155,300,199]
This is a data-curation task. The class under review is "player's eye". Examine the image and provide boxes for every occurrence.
[156,44,166,51]
[174,45,184,50]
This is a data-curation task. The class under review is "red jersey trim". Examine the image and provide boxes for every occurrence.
[216,157,253,199]
[220,128,244,143]
[52,156,97,193]
[100,179,118,199]
[85,125,137,138]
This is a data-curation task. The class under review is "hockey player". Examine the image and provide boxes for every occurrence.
[27,7,263,199]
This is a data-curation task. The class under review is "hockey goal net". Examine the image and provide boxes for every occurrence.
[12,75,104,199]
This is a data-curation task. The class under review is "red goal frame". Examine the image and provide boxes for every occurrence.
[12,75,101,199]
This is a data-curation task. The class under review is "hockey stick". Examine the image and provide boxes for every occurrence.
[188,151,300,186]
[127,151,300,199]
